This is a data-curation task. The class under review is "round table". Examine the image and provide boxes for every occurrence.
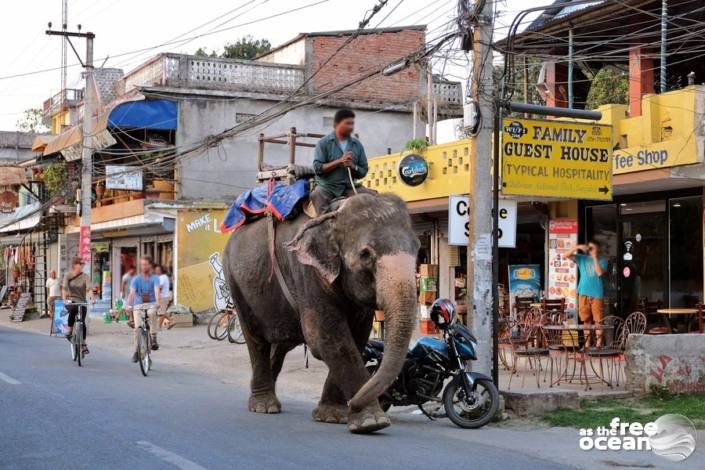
[541,324,615,390]
[656,308,698,333]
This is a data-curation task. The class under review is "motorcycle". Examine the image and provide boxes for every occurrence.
[363,307,499,429]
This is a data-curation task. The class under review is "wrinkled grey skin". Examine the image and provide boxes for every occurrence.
[223,193,419,434]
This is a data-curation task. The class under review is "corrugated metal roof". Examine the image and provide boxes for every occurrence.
[527,0,608,31]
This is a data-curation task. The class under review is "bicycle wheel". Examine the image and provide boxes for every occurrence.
[213,312,231,341]
[227,313,245,344]
[70,332,78,362]
[138,327,150,376]
[207,311,224,340]
[75,325,83,367]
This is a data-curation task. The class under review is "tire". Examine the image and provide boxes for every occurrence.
[75,325,83,367]
[227,313,245,344]
[213,312,231,341]
[442,377,499,429]
[71,337,78,362]
[138,328,150,377]
[207,311,223,339]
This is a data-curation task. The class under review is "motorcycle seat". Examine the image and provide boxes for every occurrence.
[368,338,385,351]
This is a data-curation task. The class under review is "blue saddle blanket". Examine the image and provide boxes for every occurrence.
[221,179,309,233]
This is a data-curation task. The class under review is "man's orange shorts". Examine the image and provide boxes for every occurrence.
[578,295,604,323]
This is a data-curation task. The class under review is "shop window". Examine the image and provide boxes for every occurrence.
[669,196,703,307]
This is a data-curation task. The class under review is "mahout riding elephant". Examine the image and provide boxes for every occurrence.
[223,193,419,433]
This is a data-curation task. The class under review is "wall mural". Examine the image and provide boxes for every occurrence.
[176,209,231,313]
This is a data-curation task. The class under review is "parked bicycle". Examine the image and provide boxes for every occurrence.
[207,303,245,344]
[67,302,89,367]
[133,303,155,376]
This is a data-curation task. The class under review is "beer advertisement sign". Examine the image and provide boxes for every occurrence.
[501,118,613,200]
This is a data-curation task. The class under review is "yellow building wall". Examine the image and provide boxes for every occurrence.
[362,139,472,202]
[597,86,702,174]
[51,110,71,135]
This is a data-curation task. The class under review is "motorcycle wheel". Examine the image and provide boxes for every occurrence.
[442,377,499,429]
[365,364,392,412]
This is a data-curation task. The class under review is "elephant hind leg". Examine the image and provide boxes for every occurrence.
[270,342,297,383]
[245,339,281,414]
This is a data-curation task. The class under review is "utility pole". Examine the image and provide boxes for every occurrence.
[660,0,668,93]
[46,26,95,273]
[466,0,494,377]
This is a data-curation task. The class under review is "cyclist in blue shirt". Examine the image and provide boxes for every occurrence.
[127,255,161,362]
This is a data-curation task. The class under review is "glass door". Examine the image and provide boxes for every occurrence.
[619,202,668,315]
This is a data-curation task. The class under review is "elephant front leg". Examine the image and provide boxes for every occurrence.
[302,307,390,433]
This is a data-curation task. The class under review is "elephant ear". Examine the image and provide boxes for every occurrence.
[285,211,340,284]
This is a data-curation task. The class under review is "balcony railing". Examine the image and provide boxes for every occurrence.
[42,88,83,116]
[122,53,305,95]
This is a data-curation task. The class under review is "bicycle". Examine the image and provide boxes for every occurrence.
[226,311,245,344]
[68,302,89,367]
[133,303,155,376]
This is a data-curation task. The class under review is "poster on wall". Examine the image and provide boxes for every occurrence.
[507,265,541,317]
[53,299,69,335]
[176,209,231,313]
[547,219,578,321]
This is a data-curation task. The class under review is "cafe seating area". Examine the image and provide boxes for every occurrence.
[497,293,705,394]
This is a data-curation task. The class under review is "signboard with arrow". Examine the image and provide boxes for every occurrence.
[501,117,613,201]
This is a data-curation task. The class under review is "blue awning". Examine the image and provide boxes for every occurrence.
[108,99,177,130]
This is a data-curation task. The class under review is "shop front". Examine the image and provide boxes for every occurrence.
[583,189,703,316]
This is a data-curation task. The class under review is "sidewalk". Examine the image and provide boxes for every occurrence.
[0,309,329,403]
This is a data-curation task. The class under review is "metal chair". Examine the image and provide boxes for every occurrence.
[691,303,704,333]
[507,313,549,390]
[513,296,536,323]
[639,298,668,334]
[541,297,566,324]
[586,315,625,387]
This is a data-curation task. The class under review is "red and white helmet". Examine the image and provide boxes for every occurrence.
[430,298,456,330]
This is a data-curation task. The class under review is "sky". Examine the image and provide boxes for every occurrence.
[0,0,546,139]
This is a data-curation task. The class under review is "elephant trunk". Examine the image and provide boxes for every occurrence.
[349,253,417,413]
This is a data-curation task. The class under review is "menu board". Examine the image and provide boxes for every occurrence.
[548,219,578,321]
[507,265,542,318]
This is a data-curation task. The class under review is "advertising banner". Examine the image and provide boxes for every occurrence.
[501,118,613,200]
[507,264,541,317]
[176,209,231,313]
[547,219,578,320]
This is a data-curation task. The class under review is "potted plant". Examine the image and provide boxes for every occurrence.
[404,138,429,154]
[42,162,68,204]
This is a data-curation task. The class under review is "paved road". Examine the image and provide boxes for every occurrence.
[0,327,573,470]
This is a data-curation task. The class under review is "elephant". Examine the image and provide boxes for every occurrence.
[223,192,419,434]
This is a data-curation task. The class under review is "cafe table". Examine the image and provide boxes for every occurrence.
[541,324,614,390]
[656,308,698,333]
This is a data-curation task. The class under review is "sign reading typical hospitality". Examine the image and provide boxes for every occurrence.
[501,118,613,200]
[448,195,517,248]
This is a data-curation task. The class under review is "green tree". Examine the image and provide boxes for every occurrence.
[585,67,628,109]
[16,108,48,133]
[194,47,218,57]
[221,36,271,60]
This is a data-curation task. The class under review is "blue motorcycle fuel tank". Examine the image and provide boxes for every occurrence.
[409,337,449,361]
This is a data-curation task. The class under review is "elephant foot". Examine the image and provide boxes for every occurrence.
[248,392,281,414]
[347,404,391,434]
[312,403,348,424]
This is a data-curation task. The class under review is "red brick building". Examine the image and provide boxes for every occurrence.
[258,26,426,105]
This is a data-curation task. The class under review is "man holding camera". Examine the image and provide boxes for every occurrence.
[568,240,608,346]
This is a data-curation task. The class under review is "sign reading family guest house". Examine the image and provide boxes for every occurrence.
[501,118,613,200]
